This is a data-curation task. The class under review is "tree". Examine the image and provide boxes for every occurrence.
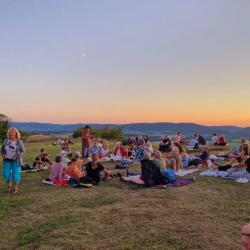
[72,126,124,141]
[0,113,9,142]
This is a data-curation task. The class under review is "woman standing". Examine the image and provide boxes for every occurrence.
[1,127,25,193]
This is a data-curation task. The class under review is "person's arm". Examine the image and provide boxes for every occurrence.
[1,140,6,159]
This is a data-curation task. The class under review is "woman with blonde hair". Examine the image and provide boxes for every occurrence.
[1,127,25,193]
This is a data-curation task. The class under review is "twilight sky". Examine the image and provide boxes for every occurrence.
[0,0,250,126]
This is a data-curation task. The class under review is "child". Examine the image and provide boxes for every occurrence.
[41,153,53,167]
[32,156,43,169]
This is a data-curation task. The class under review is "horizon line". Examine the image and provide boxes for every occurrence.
[11,120,250,128]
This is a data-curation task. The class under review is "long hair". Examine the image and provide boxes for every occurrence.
[7,127,21,140]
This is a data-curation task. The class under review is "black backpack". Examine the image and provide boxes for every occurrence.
[141,159,166,187]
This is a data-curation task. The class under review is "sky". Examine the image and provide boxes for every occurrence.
[0,0,250,126]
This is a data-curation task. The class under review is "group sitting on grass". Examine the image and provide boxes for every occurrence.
[2,126,250,193]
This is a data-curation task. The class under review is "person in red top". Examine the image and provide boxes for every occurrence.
[218,135,227,146]
[114,142,127,158]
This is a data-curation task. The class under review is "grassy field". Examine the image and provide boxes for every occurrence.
[0,140,250,250]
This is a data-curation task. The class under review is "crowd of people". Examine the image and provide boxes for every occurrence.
[1,127,250,249]
[0,127,247,193]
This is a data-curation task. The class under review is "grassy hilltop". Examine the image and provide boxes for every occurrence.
[0,140,249,249]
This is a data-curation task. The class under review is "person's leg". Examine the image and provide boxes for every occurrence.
[12,161,21,193]
[2,160,12,192]
[82,141,86,158]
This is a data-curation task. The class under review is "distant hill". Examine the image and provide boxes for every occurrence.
[10,122,250,140]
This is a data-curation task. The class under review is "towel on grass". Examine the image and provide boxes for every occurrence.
[175,169,199,177]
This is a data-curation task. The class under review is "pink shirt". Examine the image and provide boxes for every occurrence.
[50,162,64,182]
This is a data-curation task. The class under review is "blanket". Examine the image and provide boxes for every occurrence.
[22,166,48,173]
[42,179,93,188]
[175,169,200,177]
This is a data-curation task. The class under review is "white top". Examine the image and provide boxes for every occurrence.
[5,140,17,159]
[212,136,219,144]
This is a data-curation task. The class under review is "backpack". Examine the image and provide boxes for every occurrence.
[141,159,166,187]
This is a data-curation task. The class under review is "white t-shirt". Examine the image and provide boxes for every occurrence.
[5,140,17,159]
[101,148,110,157]
[212,136,219,144]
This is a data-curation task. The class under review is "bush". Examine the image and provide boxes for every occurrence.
[0,113,9,143]
[73,126,124,141]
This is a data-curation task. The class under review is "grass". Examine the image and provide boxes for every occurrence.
[0,139,249,249]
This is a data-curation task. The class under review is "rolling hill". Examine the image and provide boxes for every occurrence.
[10,122,250,140]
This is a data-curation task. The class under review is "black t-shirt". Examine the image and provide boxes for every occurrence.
[245,157,250,173]
[85,162,104,184]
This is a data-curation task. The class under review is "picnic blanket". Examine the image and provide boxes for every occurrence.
[175,169,200,177]
[22,166,48,173]
[154,178,194,189]
[42,179,93,188]
[199,169,250,183]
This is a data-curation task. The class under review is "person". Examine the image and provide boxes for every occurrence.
[1,127,25,193]
[159,136,172,153]
[187,136,199,150]
[100,142,110,158]
[114,142,127,158]
[197,134,206,145]
[81,125,92,159]
[32,156,43,169]
[212,133,219,145]
[127,144,136,159]
[175,131,182,143]
[144,142,153,156]
[66,157,85,181]
[39,149,47,158]
[85,153,112,185]
[61,138,72,153]
[40,153,53,167]
[50,155,66,184]
[165,142,182,171]
[89,140,102,157]
[218,135,227,146]
[241,223,250,250]
[152,151,167,170]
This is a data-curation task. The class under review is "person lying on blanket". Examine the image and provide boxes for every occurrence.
[209,148,250,175]
[85,153,113,185]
